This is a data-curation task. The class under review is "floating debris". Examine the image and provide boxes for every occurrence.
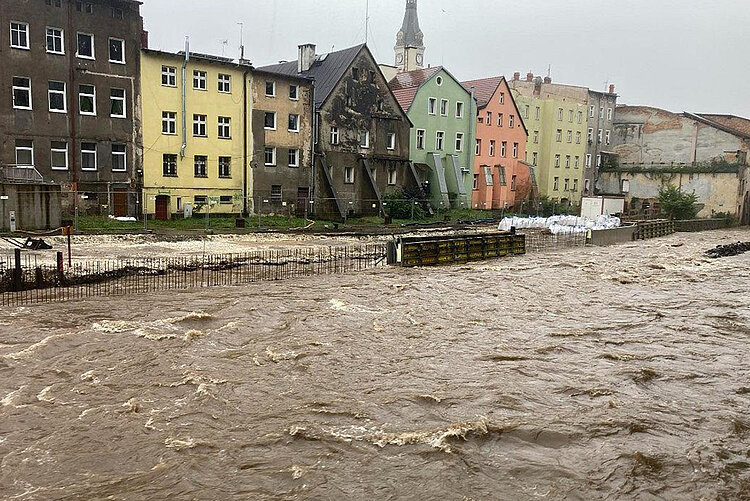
[705,242,750,258]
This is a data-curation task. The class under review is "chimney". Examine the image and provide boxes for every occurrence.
[513,72,521,81]
[526,72,534,82]
[544,76,552,84]
[298,43,316,73]
[140,30,149,49]
[609,84,616,94]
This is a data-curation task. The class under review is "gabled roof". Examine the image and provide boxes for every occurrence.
[257,44,365,110]
[461,76,504,109]
[692,113,750,140]
[391,87,419,113]
[388,66,442,112]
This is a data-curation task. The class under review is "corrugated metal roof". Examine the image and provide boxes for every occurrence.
[257,44,365,110]
[460,76,504,109]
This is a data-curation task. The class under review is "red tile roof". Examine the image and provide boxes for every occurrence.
[696,114,750,139]
[388,67,442,111]
[391,88,419,113]
[460,76,504,109]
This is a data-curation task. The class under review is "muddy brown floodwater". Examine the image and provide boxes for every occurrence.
[0,229,748,500]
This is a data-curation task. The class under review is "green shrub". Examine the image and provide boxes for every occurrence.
[658,186,699,220]
[383,189,426,220]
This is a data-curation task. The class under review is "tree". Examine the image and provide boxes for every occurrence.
[658,186,699,220]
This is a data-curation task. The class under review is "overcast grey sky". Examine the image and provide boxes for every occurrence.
[142,0,750,117]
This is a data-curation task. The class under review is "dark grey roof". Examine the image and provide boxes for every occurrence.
[397,0,424,48]
[257,44,365,110]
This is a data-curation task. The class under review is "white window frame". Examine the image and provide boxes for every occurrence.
[577,111,583,124]
[501,141,507,157]
[288,148,299,168]
[598,129,603,143]
[588,128,594,142]
[111,143,126,172]
[586,154,592,167]
[162,111,177,135]
[48,81,67,113]
[455,132,463,152]
[344,166,355,184]
[79,84,96,116]
[435,131,445,151]
[533,130,539,144]
[574,156,580,169]
[46,26,64,54]
[597,154,602,167]
[553,177,559,191]
[416,129,425,150]
[512,142,518,158]
[12,77,32,110]
[193,70,207,90]
[289,84,298,101]
[108,37,125,64]
[359,130,370,149]
[387,168,397,186]
[218,116,231,139]
[565,155,571,168]
[498,113,504,127]
[455,101,464,118]
[76,32,95,59]
[428,97,437,115]
[509,115,515,128]
[193,114,207,137]
[218,74,231,93]
[557,108,563,121]
[50,141,68,171]
[605,130,611,145]
[15,141,34,168]
[440,99,448,117]
[575,131,581,144]
[599,107,605,119]
[489,140,496,157]
[564,178,570,191]
[475,139,481,156]
[218,156,231,178]
[555,154,561,167]
[330,126,339,145]
[387,132,396,151]
[288,114,300,133]
[535,106,540,120]
[265,81,276,97]
[10,22,29,50]
[162,66,177,87]
[264,112,276,131]
[589,105,595,118]
[80,142,97,171]
[556,129,562,142]
[499,92,505,105]
[607,108,613,120]
[110,88,126,118]
[532,151,538,166]
[264,147,276,166]
[567,130,572,143]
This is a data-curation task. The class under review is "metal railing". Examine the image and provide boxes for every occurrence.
[0,165,45,183]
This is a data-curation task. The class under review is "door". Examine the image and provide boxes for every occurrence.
[113,189,128,217]
[155,195,170,221]
[296,188,309,217]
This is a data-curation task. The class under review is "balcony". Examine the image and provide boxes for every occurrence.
[1,165,45,183]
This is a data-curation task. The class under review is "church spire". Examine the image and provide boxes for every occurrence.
[395,0,425,71]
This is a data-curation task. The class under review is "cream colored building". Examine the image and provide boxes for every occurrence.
[140,49,252,219]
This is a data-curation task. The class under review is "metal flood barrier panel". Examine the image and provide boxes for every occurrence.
[389,232,526,267]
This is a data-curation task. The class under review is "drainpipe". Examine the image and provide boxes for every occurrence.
[180,37,189,158]
[467,85,476,207]
[310,82,316,216]
[242,68,250,216]
[66,0,78,219]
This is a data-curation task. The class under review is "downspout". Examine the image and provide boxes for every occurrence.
[242,68,250,216]
[310,82,317,215]
[66,0,78,212]
[180,37,189,158]
[467,85,476,207]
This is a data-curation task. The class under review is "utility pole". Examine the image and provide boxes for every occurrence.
[365,0,369,44]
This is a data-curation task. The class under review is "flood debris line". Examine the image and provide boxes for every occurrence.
[705,242,750,259]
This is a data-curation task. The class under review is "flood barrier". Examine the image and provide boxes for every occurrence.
[633,220,675,240]
[390,232,526,267]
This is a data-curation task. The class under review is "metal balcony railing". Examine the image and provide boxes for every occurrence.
[0,165,44,183]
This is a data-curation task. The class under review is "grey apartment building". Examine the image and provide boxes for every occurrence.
[0,0,143,217]
[585,85,618,196]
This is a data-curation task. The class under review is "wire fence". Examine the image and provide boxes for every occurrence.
[0,244,387,307]
[523,230,589,253]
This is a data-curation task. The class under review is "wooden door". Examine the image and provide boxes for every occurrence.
[296,188,309,217]
[155,195,169,221]
[113,190,128,217]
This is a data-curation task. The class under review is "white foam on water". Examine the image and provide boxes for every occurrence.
[36,386,55,403]
[5,333,75,360]
[1,386,26,406]
[266,346,300,363]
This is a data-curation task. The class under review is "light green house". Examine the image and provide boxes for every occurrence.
[388,67,476,209]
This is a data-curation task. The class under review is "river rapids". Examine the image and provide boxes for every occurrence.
[0,229,748,500]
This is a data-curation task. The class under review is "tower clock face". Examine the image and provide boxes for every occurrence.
[396,53,404,64]
[416,54,424,65]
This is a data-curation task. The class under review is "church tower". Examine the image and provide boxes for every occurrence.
[395,0,425,72]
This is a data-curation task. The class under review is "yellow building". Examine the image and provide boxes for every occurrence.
[140,49,252,219]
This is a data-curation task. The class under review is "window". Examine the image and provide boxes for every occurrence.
[288,149,299,168]
[555,154,561,167]
[455,133,463,152]
[556,129,562,142]
[48,81,66,112]
[599,107,604,119]
[264,112,276,130]
[607,108,613,120]
[388,168,397,186]
[352,67,360,80]
[586,154,592,167]
[81,142,97,171]
[573,179,579,192]
[162,111,176,134]
[289,85,298,100]
[553,177,559,191]
[472,174,479,190]
[565,155,571,168]
[621,179,630,193]
[577,111,583,124]
[112,7,123,19]
[500,141,506,157]
[568,110,573,123]
[218,117,231,138]
[79,85,96,115]
[194,195,208,204]
[533,130,539,144]
[15,140,34,167]
[264,147,276,166]
[218,157,231,177]
[10,22,29,49]
[475,139,481,156]
[110,88,126,118]
[46,27,64,54]
[511,175,517,191]
[605,130,611,145]
[288,114,300,132]
[387,133,396,150]
[193,70,206,90]
[219,196,232,205]
[588,128,594,142]
[112,144,126,172]
[193,114,207,137]
[596,154,602,167]
[51,141,68,170]
[265,81,275,97]
[558,108,563,121]
[498,167,507,186]
[498,113,503,127]
[162,66,176,87]
[566,130,572,143]
[77,33,94,59]
[342,165,356,184]
[532,152,538,166]
[535,106,540,120]
[193,155,207,177]
[416,129,426,150]
[108,38,125,64]
[598,129,603,143]
[575,131,581,144]
[436,131,444,151]
[12,77,32,110]
[509,115,515,128]
[589,105,595,118]
[489,140,496,156]
[428,98,436,115]
[163,154,177,176]
[218,74,231,93]
[564,178,570,191]
[77,2,94,14]
[330,126,339,145]
[512,142,518,158]
[359,130,370,148]
[584,179,591,193]
[487,112,492,124]
[477,116,484,124]
[270,185,282,202]
[436,76,443,86]
[574,156,580,168]
[440,99,448,116]
[456,101,464,118]
[523,105,529,120]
